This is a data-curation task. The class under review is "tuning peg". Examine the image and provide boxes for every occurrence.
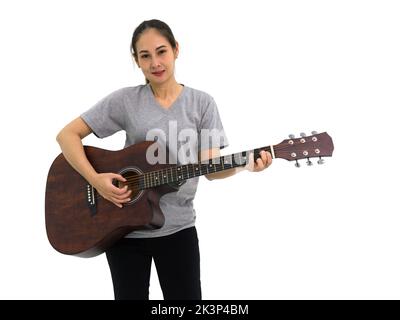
[311,131,318,135]
[317,157,325,165]
[300,132,306,137]
[295,160,301,168]
[306,158,313,166]
[289,134,295,139]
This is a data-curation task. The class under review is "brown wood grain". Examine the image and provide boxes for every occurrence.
[45,141,176,257]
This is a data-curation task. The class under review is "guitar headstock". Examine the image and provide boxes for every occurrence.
[274,131,334,166]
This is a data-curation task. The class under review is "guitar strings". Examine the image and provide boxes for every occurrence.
[116,144,299,185]
[111,143,308,186]
[120,143,300,182]
[120,163,243,184]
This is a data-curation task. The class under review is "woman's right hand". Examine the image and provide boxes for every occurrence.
[91,173,132,208]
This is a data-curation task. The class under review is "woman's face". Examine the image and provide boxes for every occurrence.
[135,28,178,85]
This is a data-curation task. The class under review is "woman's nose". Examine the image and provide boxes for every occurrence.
[151,57,161,69]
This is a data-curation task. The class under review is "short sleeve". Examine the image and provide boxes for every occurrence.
[198,97,229,151]
[80,88,127,138]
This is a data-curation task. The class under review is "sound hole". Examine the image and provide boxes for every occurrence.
[115,169,143,203]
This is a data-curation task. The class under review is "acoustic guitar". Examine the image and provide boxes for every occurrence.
[45,131,334,257]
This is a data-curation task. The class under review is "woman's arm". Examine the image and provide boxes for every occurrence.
[200,148,272,181]
[56,117,131,208]
[56,117,97,182]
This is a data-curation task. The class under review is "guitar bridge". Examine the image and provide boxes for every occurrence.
[86,184,97,216]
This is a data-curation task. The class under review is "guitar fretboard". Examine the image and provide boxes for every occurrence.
[137,146,272,190]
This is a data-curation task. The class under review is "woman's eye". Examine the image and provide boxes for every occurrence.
[140,54,149,59]
[158,50,166,55]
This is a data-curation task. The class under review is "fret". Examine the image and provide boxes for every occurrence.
[176,166,182,181]
[230,154,236,167]
[181,165,185,180]
[180,165,184,180]
[141,175,145,189]
[183,165,188,180]
[217,157,222,171]
[190,164,195,179]
[146,171,150,188]
[198,163,204,175]
[241,151,247,166]
[138,176,142,190]
[222,155,231,169]
[171,167,176,183]
[156,171,161,186]
[194,164,200,176]
[190,164,195,178]
[183,165,187,180]
[212,159,218,173]
[188,164,193,179]
[212,159,219,173]
[188,165,192,179]
[161,169,166,185]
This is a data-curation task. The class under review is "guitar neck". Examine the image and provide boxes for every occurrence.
[134,131,334,190]
[138,146,273,190]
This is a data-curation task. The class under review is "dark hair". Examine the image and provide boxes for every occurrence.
[130,19,177,84]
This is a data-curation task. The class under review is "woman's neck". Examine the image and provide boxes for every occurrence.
[149,78,182,100]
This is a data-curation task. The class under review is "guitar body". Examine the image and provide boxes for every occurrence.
[45,141,178,257]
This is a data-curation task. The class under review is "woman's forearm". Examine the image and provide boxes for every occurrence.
[56,130,98,184]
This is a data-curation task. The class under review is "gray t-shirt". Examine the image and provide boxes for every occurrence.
[81,84,228,238]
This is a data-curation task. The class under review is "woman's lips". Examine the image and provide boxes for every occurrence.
[152,70,165,77]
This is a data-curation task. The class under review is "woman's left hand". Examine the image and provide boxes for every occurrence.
[245,150,273,172]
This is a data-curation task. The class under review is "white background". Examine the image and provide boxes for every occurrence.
[1,0,399,299]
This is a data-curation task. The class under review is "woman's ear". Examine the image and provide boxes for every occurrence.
[132,55,140,68]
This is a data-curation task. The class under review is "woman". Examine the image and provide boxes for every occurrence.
[56,19,272,300]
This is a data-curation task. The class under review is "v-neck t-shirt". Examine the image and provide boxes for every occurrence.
[81,84,229,238]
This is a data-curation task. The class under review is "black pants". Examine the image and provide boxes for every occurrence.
[106,226,201,300]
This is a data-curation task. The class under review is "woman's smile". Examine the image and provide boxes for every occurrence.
[151,70,165,77]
